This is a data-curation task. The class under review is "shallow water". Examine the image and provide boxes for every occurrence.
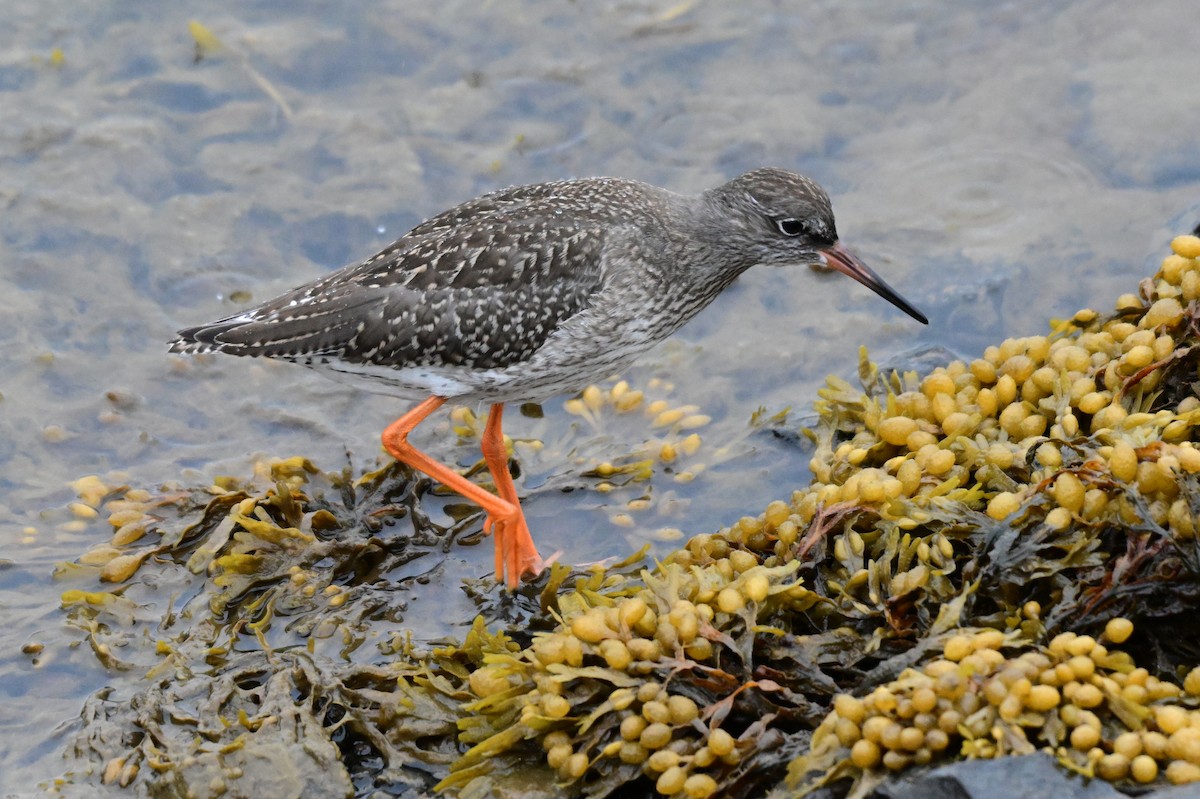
[2,0,1199,793]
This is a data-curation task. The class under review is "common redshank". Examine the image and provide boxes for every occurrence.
[170,168,927,589]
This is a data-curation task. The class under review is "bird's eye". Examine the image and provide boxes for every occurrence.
[775,218,807,237]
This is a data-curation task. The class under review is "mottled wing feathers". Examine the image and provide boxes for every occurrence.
[170,189,615,370]
[349,218,605,293]
[173,288,382,362]
[349,277,598,369]
[403,180,565,240]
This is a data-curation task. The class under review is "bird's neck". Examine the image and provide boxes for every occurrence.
[670,193,762,282]
[624,194,758,330]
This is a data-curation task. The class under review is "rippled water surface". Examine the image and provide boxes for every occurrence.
[2,0,1199,792]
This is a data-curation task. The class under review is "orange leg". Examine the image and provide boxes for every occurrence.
[481,403,543,588]
[380,396,540,589]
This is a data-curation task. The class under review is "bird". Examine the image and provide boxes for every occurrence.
[170,167,928,590]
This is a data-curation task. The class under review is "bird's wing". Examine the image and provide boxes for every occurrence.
[170,207,615,370]
[403,179,581,240]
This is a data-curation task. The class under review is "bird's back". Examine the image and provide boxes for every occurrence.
[170,177,670,376]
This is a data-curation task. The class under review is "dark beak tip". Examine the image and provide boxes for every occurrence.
[819,243,929,326]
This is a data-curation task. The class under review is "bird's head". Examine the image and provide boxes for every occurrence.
[705,167,928,324]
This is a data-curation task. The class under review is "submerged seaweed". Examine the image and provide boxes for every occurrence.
[56,235,1200,798]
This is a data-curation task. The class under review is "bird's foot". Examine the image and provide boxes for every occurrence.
[483,509,543,589]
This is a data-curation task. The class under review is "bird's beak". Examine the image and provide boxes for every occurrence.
[818,242,928,325]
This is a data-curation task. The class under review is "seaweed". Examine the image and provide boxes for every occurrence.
[55,235,1200,797]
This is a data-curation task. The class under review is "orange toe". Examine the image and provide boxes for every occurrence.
[507,520,543,586]
[487,514,506,581]
[488,511,542,590]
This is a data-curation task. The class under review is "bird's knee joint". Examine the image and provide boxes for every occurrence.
[481,436,507,463]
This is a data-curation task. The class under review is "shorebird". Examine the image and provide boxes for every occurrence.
[170,168,928,589]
